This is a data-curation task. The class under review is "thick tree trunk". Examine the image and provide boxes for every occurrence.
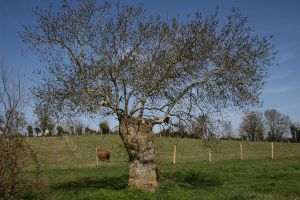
[119,117,157,192]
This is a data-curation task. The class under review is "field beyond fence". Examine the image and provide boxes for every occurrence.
[26,135,300,199]
[28,135,300,169]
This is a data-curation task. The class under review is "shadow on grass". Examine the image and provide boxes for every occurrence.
[53,176,128,191]
[160,169,223,189]
[53,169,223,192]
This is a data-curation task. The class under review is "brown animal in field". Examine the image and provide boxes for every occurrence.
[97,150,111,162]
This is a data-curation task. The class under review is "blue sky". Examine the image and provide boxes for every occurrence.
[0,0,300,134]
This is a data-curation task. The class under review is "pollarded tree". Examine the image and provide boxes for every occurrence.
[22,1,276,191]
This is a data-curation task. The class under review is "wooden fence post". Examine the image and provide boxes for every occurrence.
[271,142,274,159]
[96,147,99,167]
[55,150,58,163]
[240,142,244,160]
[208,147,212,163]
[73,144,77,153]
[172,145,176,164]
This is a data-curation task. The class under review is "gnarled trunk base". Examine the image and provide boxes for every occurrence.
[128,159,157,191]
[119,117,157,191]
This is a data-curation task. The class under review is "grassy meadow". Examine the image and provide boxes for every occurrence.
[26,135,300,199]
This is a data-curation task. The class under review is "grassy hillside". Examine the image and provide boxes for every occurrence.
[28,135,300,169]
[27,135,300,199]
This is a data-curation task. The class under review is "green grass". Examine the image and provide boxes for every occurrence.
[26,135,300,199]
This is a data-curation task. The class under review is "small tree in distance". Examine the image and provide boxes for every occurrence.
[75,121,84,136]
[239,112,264,141]
[289,123,300,143]
[191,114,211,139]
[99,121,110,135]
[27,125,33,137]
[56,126,65,136]
[34,127,41,137]
[23,1,276,191]
[34,103,54,136]
[264,109,291,142]
[297,127,300,143]
[223,121,233,140]
[85,126,97,135]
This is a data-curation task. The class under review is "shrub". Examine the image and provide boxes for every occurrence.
[0,135,47,199]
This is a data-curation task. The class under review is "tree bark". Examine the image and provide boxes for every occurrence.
[119,117,157,191]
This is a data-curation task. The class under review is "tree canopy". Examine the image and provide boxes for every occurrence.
[22,1,276,125]
[264,109,291,141]
[239,111,264,141]
[99,121,110,135]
